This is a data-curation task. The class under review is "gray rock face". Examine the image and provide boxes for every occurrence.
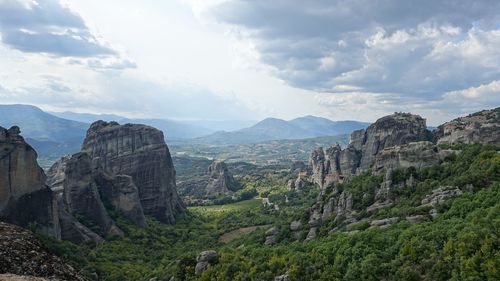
[309,113,429,188]
[372,141,441,174]
[57,198,104,245]
[94,172,147,228]
[370,217,399,229]
[61,153,123,238]
[304,227,317,242]
[264,227,279,245]
[81,120,184,224]
[358,113,429,170]
[0,126,60,239]
[290,220,302,240]
[195,250,218,275]
[308,147,326,187]
[335,191,354,222]
[435,108,500,145]
[274,274,290,281]
[421,186,463,207]
[205,161,235,197]
[45,155,70,193]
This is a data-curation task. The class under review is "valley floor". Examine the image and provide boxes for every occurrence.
[39,144,499,281]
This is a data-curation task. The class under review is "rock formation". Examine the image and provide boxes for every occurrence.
[309,113,430,188]
[372,141,441,174]
[0,222,89,281]
[60,153,123,238]
[205,161,236,197]
[195,250,218,275]
[81,120,184,224]
[290,221,302,240]
[264,226,279,245]
[435,107,499,145]
[0,126,60,239]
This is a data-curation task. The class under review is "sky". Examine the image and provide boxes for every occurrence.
[0,0,499,125]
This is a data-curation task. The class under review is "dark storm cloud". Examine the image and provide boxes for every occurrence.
[0,0,115,56]
[211,0,500,99]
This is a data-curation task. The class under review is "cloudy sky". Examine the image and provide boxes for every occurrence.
[0,0,499,125]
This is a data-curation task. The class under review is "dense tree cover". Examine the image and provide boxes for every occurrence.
[40,145,499,280]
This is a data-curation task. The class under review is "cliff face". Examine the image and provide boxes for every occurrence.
[309,113,429,188]
[0,126,60,238]
[81,121,184,224]
[358,113,429,170]
[61,153,123,238]
[435,107,500,145]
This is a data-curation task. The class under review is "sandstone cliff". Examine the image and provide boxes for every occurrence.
[81,121,184,223]
[0,126,60,238]
[435,107,499,145]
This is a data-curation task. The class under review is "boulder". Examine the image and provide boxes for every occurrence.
[370,217,399,228]
[274,274,290,281]
[195,250,218,275]
[290,220,302,240]
[264,227,279,245]
[406,215,427,224]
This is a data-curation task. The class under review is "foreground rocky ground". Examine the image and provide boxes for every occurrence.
[0,222,89,281]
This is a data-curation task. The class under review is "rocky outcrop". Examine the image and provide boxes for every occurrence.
[81,121,184,224]
[0,126,60,239]
[290,221,302,240]
[274,274,290,281]
[308,147,326,187]
[435,108,500,145]
[0,222,89,281]
[264,227,279,245]
[358,113,429,170]
[205,161,236,197]
[309,113,430,188]
[372,141,441,174]
[195,250,218,275]
[421,186,463,207]
[369,217,399,229]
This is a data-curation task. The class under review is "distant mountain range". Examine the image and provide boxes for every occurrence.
[0,104,371,161]
[188,116,370,145]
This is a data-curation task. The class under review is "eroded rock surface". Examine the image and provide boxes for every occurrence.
[195,250,218,275]
[205,161,236,197]
[61,153,123,238]
[0,126,60,238]
[81,121,184,224]
[435,107,500,145]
